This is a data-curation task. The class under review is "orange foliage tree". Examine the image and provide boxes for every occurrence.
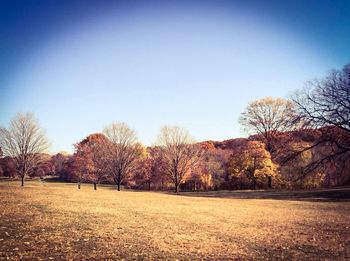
[189,148,230,191]
[227,141,279,189]
[133,146,168,190]
[72,143,95,189]
[72,133,111,189]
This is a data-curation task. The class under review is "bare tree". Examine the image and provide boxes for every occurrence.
[239,97,299,153]
[103,122,142,191]
[0,112,49,186]
[291,63,350,184]
[293,64,350,132]
[156,125,202,193]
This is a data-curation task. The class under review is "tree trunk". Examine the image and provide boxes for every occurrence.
[94,182,97,190]
[148,181,151,191]
[116,170,121,191]
[21,176,24,187]
[174,181,178,193]
[268,176,272,189]
[174,169,179,193]
[252,178,256,190]
[175,181,180,193]
[78,182,81,189]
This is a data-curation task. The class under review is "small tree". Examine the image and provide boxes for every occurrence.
[156,125,202,193]
[0,113,49,186]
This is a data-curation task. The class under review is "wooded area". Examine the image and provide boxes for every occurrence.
[1,63,349,191]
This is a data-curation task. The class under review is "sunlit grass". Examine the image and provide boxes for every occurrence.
[0,181,349,260]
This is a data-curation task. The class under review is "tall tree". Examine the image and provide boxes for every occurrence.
[103,122,142,191]
[0,113,49,186]
[239,97,299,153]
[156,125,202,193]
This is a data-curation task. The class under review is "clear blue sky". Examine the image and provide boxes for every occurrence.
[0,0,349,153]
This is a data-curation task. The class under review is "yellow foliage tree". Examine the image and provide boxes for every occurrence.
[227,141,278,189]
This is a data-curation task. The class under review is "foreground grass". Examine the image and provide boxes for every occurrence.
[0,181,349,260]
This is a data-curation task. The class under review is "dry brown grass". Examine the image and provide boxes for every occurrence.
[0,180,349,260]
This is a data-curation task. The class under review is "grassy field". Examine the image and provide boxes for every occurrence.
[0,181,349,260]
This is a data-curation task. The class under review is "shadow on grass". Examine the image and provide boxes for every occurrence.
[165,187,350,202]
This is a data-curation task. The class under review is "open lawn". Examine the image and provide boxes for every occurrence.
[0,181,349,260]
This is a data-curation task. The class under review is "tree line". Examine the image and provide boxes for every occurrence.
[1,63,349,191]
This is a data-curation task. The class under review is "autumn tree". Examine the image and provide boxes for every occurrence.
[0,113,49,186]
[0,157,18,178]
[292,63,350,185]
[31,154,54,178]
[156,125,202,193]
[51,152,69,178]
[203,148,230,190]
[279,140,325,188]
[239,97,299,153]
[103,122,142,191]
[133,156,152,190]
[133,146,167,190]
[227,141,278,190]
[76,133,111,190]
[189,148,230,191]
[72,141,96,189]
[189,162,214,191]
